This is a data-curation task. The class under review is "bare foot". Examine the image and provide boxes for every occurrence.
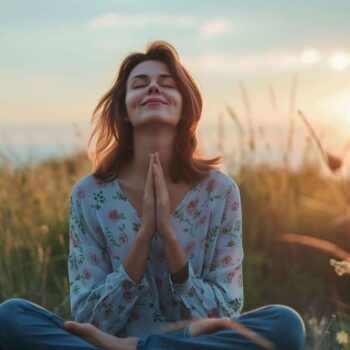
[64,321,138,350]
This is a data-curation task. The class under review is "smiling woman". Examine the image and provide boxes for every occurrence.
[0,41,305,350]
[125,60,183,128]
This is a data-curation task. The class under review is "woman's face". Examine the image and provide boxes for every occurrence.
[125,60,183,128]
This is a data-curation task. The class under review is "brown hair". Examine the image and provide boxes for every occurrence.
[89,40,221,184]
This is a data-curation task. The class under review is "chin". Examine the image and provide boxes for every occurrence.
[137,115,180,127]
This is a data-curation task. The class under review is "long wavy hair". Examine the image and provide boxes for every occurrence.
[89,40,221,184]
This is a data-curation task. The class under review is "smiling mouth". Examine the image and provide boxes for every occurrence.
[142,100,168,106]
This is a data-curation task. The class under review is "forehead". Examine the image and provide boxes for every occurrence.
[128,60,171,80]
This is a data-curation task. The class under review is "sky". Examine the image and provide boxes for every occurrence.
[1,0,350,166]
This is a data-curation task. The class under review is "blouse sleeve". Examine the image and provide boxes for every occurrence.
[68,186,149,335]
[169,178,244,319]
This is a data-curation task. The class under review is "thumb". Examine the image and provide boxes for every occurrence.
[64,321,79,333]
[64,321,91,336]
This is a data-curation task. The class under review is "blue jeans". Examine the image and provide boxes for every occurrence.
[0,299,305,350]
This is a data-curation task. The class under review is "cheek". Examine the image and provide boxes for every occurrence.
[173,92,183,112]
[125,92,139,113]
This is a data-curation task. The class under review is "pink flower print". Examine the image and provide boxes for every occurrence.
[206,179,216,193]
[95,179,107,188]
[231,201,239,212]
[185,241,196,255]
[198,215,207,225]
[103,307,113,320]
[122,280,133,290]
[91,319,101,329]
[207,307,219,318]
[76,187,85,199]
[119,233,128,244]
[94,226,103,236]
[238,273,243,287]
[83,268,92,281]
[188,287,195,297]
[108,210,120,222]
[123,290,134,302]
[226,271,235,283]
[70,229,80,248]
[221,255,233,267]
[186,198,199,215]
[106,245,113,258]
[200,237,206,249]
[89,252,101,266]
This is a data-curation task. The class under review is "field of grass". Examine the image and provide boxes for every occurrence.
[1,108,350,348]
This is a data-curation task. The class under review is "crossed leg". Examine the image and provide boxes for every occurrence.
[0,299,305,350]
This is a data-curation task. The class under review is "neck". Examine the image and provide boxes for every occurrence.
[122,124,177,183]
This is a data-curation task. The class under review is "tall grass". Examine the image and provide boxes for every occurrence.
[0,80,349,347]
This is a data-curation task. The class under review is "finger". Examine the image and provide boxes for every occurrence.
[146,154,154,195]
[154,153,167,192]
[64,321,93,337]
[153,162,161,194]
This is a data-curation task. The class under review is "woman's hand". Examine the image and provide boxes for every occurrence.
[64,321,137,350]
[138,154,157,242]
[152,152,174,238]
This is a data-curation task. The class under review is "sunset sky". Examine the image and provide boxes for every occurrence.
[1,0,350,164]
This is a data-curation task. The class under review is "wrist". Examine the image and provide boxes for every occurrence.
[137,226,153,244]
[159,226,177,243]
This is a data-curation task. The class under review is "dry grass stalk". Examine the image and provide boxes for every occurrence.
[279,233,350,262]
[238,81,255,152]
[298,110,343,172]
[285,75,298,164]
[226,105,246,163]
[217,113,224,155]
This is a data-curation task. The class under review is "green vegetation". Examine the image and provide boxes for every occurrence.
[0,118,349,348]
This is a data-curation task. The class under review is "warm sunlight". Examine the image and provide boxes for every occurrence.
[328,52,350,72]
[300,49,321,65]
[318,88,350,131]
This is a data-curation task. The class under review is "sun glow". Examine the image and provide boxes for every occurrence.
[328,52,350,72]
[300,49,321,65]
[317,89,350,131]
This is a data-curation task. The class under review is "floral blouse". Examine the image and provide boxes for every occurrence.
[68,169,244,337]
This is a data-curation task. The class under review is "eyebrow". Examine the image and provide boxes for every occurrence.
[130,74,174,80]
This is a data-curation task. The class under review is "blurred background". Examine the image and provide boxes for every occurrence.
[1,0,350,348]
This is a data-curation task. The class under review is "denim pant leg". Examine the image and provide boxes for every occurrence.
[137,304,305,350]
[0,298,101,350]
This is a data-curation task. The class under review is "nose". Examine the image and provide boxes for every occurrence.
[147,81,160,94]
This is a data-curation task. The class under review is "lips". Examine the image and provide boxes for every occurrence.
[141,98,167,106]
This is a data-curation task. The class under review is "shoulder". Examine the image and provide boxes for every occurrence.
[205,169,240,195]
[70,173,114,200]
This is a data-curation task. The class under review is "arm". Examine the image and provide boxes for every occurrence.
[169,179,244,319]
[68,187,149,335]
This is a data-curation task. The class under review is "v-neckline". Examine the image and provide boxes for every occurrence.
[113,178,197,220]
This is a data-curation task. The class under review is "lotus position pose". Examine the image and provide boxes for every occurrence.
[0,41,305,350]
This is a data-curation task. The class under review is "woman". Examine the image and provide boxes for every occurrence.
[0,41,305,350]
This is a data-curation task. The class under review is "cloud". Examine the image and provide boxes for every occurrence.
[88,13,235,39]
[183,48,350,75]
[88,12,198,29]
[200,18,233,38]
